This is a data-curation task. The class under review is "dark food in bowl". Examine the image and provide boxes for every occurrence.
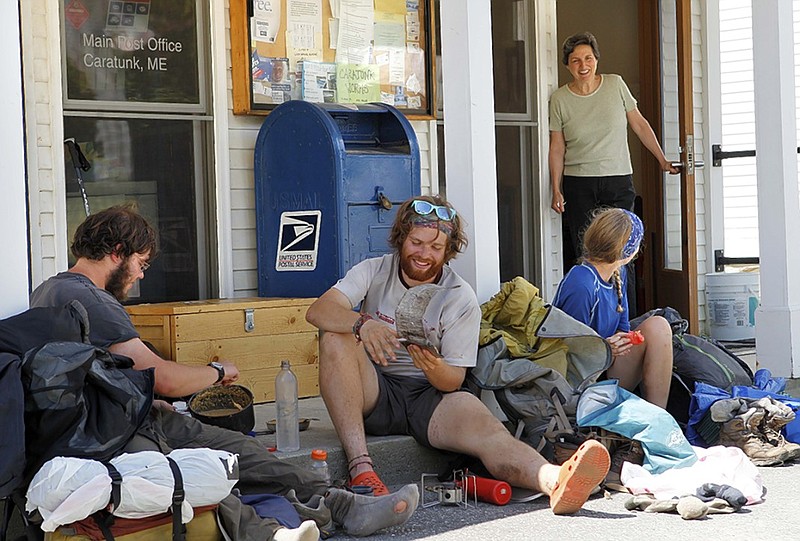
[189,385,255,434]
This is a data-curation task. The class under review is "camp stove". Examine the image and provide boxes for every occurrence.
[420,470,478,508]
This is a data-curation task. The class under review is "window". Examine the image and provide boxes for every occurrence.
[61,0,212,303]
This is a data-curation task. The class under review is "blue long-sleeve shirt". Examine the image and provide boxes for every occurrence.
[553,262,630,338]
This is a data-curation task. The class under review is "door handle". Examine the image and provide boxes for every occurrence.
[669,160,705,172]
[376,192,393,210]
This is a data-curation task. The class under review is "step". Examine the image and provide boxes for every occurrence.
[250,397,453,487]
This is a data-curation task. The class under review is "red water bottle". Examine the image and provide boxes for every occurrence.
[463,475,512,506]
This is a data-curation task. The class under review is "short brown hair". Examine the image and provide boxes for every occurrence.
[71,204,159,261]
[387,195,467,262]
[562,32,600,66]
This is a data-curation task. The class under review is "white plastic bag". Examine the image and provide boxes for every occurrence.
[25,457,111,532]
[111,451,186,521]
[167,448,239,507]
[26,448,239,531]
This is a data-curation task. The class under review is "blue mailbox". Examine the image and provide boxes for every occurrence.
[254,101,421,298]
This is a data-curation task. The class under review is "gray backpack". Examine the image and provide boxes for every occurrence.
[469,305,612,460]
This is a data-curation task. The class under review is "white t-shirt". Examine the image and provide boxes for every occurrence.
[333,254,481,379]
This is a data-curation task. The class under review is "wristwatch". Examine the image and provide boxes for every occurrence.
[208,361,225,384]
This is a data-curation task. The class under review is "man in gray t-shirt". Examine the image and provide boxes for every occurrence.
[306,196,611,514]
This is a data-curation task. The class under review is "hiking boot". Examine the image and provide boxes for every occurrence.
[551,432,588,465]
[757,398,800,462]
[605,439,644,486]
[718,407,790,466]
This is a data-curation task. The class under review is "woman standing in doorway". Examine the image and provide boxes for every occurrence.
[552,208,673,409]
[548,31,678,266]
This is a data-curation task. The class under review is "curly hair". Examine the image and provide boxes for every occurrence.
[71,204,159,262]
[561,31,600,66]
[387,195,467,263]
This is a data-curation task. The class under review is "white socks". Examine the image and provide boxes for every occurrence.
[273,520,320,541]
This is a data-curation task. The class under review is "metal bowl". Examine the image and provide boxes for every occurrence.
[188,385,255,434]
[265,418,312,434]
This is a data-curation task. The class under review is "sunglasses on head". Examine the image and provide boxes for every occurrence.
[411,200,456,221]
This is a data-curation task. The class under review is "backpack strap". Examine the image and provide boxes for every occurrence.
[166,456,187,541]
[90,512,116,541]
[549,388,572,433]
[540,388,577,446]
[103,462,123,513]
[86,462,124,541]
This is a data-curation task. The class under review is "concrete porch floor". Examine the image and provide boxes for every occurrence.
[251,398,454,487]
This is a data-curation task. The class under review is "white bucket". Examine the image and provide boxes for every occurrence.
[705,271,760,341]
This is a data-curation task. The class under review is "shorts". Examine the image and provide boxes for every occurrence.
[363,366,447,449]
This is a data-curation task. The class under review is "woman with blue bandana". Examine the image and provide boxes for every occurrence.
[553,208,673,409]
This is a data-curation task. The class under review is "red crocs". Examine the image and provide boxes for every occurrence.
[350,470,390,497]
[550,439,611,515]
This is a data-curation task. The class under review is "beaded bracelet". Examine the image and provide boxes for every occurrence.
[352,313,374,342]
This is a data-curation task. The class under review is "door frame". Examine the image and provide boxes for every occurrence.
[638,0,699,333]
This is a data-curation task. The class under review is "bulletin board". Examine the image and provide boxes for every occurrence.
[230,0,435,118]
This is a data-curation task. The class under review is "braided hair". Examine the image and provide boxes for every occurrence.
[581,208,640,314]
[612,269,625,312]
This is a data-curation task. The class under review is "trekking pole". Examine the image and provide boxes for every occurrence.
[64,138,92,217]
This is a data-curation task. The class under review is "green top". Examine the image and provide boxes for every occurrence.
[549,74,637,177]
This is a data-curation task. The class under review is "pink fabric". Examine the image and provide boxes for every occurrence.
[621,445,764,504]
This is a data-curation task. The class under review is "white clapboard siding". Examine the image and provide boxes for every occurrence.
[796,0,800,203]
[719,0,759,260]
[22,0,67,288]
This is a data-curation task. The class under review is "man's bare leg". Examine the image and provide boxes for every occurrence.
[428,391,609,514]
[318,331,381,480]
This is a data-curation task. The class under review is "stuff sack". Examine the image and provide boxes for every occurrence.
[27,450,239,532]
[0,352,24,499]
[21,341,155,482]
[577,379,697,474]
[631,307,754,426]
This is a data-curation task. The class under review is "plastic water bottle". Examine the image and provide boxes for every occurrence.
[275,360,300,451]
[311,449,331,485]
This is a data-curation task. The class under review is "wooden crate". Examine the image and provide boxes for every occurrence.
[126,298,319,403]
